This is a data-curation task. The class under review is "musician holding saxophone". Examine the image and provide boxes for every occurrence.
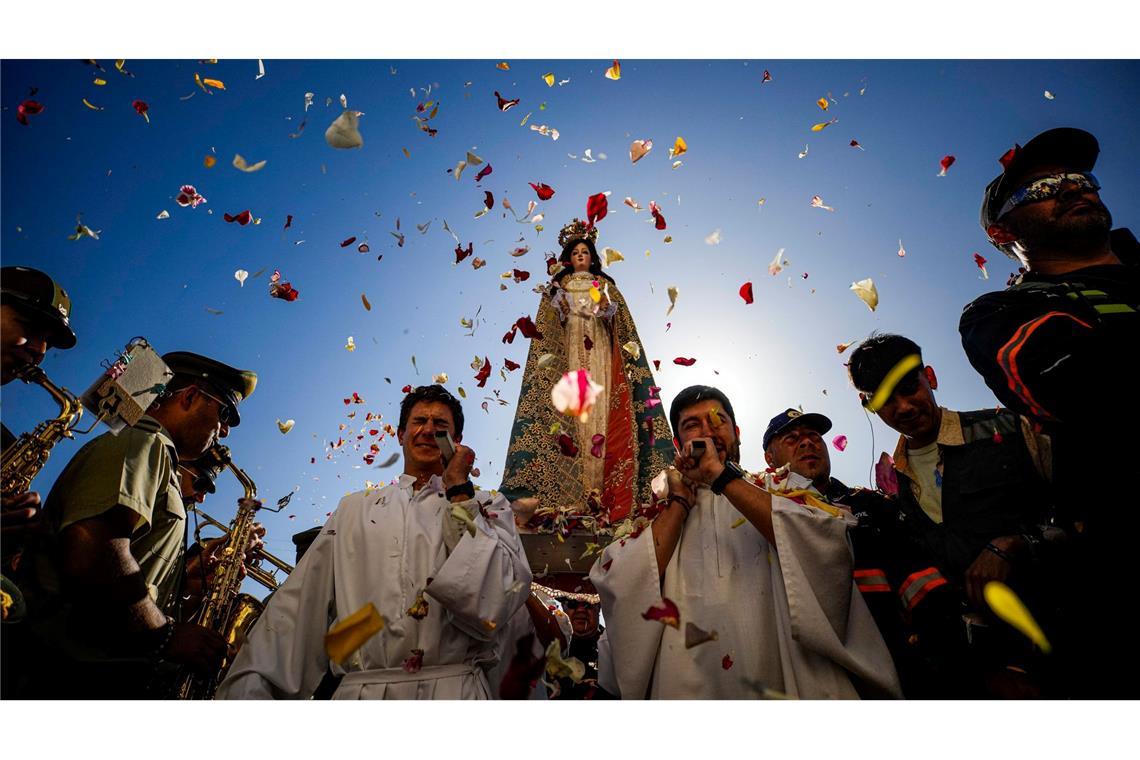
[1,267,79,573]
[3,351,257,699]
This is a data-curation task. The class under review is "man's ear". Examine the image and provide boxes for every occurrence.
[764,449,774,467]
[987,222,1018,246]
[397,427,406,446]
[924,365,938,391]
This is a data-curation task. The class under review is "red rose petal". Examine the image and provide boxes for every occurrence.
[483,191,494,209]
[590,434,605,458]
[515,316,543,340]
[529,182,556,201]
[503,358,520,372]
[557,433,579,457]
[455,242,473,264]
[586,192,608,228]
[641,598,681,629]
[673,357,696,366]
[475,357,492,388]
[739,281,754,304]
[475,164,493,182]
[340,236,357,247]
[722,654,734,670]
[494,91,519,111]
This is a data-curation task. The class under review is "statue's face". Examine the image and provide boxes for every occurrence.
[570,243,592,272]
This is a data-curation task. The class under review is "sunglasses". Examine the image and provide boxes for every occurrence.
[561,599,597,611]
[195,386,233,425]
[997,172,1100,220]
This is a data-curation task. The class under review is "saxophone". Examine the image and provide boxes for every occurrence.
[177,449,268,700]
[1,365,84,500]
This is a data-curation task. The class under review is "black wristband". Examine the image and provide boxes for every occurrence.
[710,461,744,495]
[151,616,176,661]
[445,481,475,500]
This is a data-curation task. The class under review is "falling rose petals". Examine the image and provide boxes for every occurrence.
[850,278,879,311]
[232,153,267,173]
[850,139,864,150]
[629,139,653,164]
[666,285,679,316]
[504,358,520,371]
[269,270,300,301]
[669,136,688,159]
[472,257,486,270]
[875,452,899,496]
[722,655,734,670]
[432,373,448,384]
[938,155,956,176]
[984,582,1052,654]
[529,182,555,200]
[768,248,788,276]
[156,210,170,220]
[475,356,492,387]
[16,99,45,126]
[641,598,680,628]
[543,72,555,87]
[705,229,722,245]
[898,239,907,257]
[551,369,604,421]
[761,69,773,84]
[224,210,253,226]
[832,435,848,452]
[973,252,989,280]
[235,269,249,287]
[586,192,608,228]
[345,336,356,352]
[361,293,372,311]
[810,195,835,211]
[276,418,295,434]
[798,144,809,159]
[340,236,357,248]
[494,91,519,111]
[810,118,838,132]
[623,197,643,212]
[604,60,621,81]
[455,242,473,264]
[402,649,425,674]
[515,315,543,339]
[557,433,579,458]
[324,603,385,666]
[204,154,218,168]
[998,146,1020,170]
[590,434,606,458]
[176,185,207,208]
[649,201,667,230]
[836,340,856,354]
[475,164,493,182]
[622,341,641,360]
[1044,90,1056,100]
[817,97,829,111]
[684,622,719,649]
[739,282,754,305]
[483,191,495,210]
[132,100,150,123]
[603,247,625,266]
[673,357,697,366]
[325,110,364,149]
[81,98,104,111]
[357,243,370,254]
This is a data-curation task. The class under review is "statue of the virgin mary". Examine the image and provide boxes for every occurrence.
[500,219,674,530]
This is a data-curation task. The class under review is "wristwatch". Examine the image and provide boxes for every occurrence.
[445,480,476,500]
[710,461,744,495]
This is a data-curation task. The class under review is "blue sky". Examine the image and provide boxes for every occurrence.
[4,58,1138,575]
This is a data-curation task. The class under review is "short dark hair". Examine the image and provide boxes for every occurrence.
[847,333,924,393]
[399,384,465,438]
[669,385,737,436]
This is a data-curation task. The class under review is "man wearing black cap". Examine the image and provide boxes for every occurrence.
[4,351,257,698]
[849,333,1062,697]
[1,266,78,572]
[589,385,900,699]
[960,127,1138,696]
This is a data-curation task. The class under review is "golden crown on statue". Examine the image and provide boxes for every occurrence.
[558,218,599,248]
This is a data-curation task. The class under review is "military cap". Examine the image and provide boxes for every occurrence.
[162,351,257,426]
[763,408,833,451]
[0,266,77,349]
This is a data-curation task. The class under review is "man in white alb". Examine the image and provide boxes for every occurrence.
[218,384,531,699]
[590,385,901,699]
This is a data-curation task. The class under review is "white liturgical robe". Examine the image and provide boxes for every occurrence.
[589,473,902,699]
[217,474,531,699]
